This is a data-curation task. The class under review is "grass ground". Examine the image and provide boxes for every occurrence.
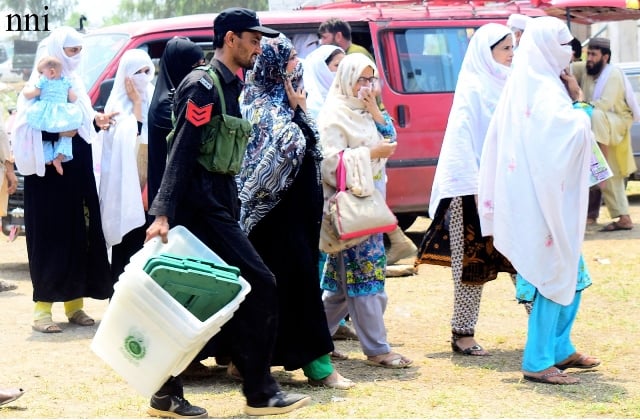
[0,187,638,418]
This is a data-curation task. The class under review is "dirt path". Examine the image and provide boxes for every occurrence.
[1,193,639,418]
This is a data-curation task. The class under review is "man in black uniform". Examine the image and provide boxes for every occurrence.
[146,7,311,418]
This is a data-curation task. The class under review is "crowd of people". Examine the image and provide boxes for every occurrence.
[4,4,636,416]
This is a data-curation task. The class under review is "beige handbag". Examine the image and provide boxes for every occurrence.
[328,151,397,240]
[319,210,367,254]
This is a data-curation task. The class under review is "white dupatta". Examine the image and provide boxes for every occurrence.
[428,23,512,217]
[98,49,154,247]
[12,27,96,176]
[478,17,593,305]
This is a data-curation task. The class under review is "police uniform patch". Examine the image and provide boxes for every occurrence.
[186,99,213,127]
[199,76,213,90]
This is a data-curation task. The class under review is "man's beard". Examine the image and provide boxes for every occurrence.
[586,58,604,76]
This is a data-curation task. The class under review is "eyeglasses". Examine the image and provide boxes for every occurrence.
[357,76,378,85]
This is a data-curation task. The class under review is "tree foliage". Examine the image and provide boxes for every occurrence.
[0,0,271,32]
[118,0,269,20]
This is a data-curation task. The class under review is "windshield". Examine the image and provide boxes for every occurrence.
[394,27,474,93]
[81,32,130,92]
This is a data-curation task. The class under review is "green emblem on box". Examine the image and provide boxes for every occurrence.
[124,330,146,360]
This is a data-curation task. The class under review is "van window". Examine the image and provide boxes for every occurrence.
[626,70,640,104]
[82,33,130,92]
[394,27,474,93]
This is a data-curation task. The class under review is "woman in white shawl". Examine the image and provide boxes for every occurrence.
[478,16,600,384]
[415,23,515,356]
[318,53,412,368]
[98,48,154,281]
[302,44,345,121]
[12,27,117,333]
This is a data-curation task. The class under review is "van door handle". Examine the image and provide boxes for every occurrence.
[397,105,406,128]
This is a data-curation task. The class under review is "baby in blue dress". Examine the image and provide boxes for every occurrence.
[22,56,83,175]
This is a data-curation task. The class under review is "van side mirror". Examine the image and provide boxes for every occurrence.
[94,78,114,112]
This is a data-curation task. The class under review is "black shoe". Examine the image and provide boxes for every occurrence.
[244,391,311,416]
[147,394,208,419]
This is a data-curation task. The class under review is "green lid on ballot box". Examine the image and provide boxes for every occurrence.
[143,253,242,322]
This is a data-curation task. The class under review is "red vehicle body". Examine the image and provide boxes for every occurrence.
[78,0,638,228]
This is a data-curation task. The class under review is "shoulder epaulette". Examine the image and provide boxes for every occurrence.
[195,65,213,90]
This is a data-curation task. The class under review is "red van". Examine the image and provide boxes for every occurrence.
[79,0,588,228]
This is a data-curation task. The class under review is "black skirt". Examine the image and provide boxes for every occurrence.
[415,195,515,284]
[24,135,113,302]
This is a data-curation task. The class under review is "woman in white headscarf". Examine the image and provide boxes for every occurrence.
[318,52,412,368]
[11,27,118,333]
[478,16,600,384]
[98,48,155,281]
[415,23,515,356]
[303,44,345,120]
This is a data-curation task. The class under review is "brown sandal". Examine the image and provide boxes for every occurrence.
[32,317,62,333]
[523,367,580,385]
[68,310,95,326]
[330,350,349,360]
[308,371,355,390]
[555,352,601,370]
[226,362,243,381]
[365,352,413,369]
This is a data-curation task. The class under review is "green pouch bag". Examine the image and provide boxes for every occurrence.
[197,112,251,175]
[198,66,251,175]
[165,66,251,175]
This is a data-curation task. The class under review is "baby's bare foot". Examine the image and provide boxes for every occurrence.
[52,158,64,175]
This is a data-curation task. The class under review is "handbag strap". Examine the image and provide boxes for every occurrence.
[336,150,346,192]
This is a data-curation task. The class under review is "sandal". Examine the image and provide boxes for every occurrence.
[227,362,243,381]
[181,361,216,378]
[365,352,413,369]
[599,221,633,232]
[0,387,25,406]
[330,350,349,360]
[308,371,355,390]
[68,310,95,326]
[451,334,489,356]
[555,352,601,370]
[32,317,62,333]
[0,280,18,292]
[523,367,580,385]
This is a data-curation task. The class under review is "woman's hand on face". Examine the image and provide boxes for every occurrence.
[95,111,120,131]
[560,71,584,102]
[284,78,306,113]
[360,87,378,114]
[370,138,397,159]
[125,77,141,104]
[361,88,385,123]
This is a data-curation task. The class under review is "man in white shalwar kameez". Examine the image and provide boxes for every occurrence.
[478,16,600,385]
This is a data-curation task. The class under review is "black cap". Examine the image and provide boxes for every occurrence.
[214,7,279,38]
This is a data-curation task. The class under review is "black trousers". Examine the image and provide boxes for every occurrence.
[588,185,602,220]
[170,172,280,405]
